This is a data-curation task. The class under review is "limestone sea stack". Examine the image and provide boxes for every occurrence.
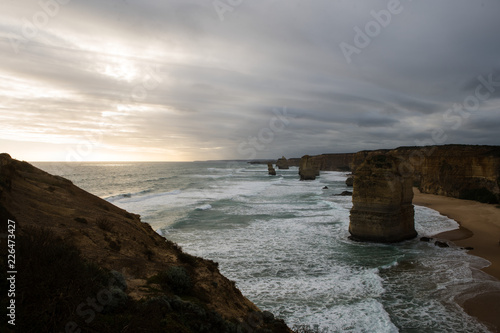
[268,162,276,175]
[299,155,319,180]
[349,154,417,243]
[276,156,289,169]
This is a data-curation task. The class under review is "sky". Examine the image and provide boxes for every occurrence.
[1,0,500,162]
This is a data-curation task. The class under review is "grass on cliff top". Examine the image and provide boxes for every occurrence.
[1,226,113,333]
[147,265,193,295]
[0,224,292,333]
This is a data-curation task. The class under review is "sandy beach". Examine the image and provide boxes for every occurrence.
[413,188,500,331]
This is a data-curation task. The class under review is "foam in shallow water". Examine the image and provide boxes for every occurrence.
[35,163,496,332]
[195,204,212,211]
[164,170,493,332]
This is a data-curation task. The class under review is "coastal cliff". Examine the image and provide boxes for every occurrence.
[296,145,500,203]
[276,156,289,169]
[308,153,354,171]
[394,145,500,204]
[349,154,417,243]
[0,154,291,332]
[349,145,500,204]
[296,153,353,173]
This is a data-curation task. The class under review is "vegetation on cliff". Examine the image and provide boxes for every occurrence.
[0,154,291,332]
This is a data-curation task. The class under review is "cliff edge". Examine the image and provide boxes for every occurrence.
[295,145,500,204]
[0,153,291,332]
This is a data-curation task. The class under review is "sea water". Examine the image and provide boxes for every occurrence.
[35,161,500,332]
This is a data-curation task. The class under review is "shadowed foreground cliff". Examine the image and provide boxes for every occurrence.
[0,154,291,333]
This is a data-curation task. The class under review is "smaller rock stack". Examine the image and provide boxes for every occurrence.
[349,154,416,243]
[276,156,289,169]
[267,163,276,176]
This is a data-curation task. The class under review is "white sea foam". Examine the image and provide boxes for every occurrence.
[414,205,460,236]
[195,204,212,211]
[70,161,493,332]
[108,189,181,203]
[318,171,352,183]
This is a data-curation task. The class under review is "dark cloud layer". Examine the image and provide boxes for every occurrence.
[1,0,499,161]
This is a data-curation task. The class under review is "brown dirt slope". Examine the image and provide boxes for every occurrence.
[0,153,291,332]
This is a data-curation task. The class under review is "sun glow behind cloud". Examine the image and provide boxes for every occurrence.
[2,0,500,162]
[0,26,199,161]
[101,58,138,82]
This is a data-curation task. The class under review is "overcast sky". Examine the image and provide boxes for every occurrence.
[1,0,499,161]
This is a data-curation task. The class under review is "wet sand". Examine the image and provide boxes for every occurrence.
[413,188,500,331]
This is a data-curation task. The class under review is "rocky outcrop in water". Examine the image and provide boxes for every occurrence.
[298,155,319,180]
[268,162,277,175]
[345,176,354,187]
[349,154,417,243]
[335,191,353,196]
[276,156,289,169]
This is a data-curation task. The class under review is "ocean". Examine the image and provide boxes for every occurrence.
[35,161,499,332]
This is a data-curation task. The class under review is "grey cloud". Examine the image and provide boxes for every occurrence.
[2,0,500,160]
[461,70,500,100]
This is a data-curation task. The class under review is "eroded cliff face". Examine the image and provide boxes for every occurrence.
[298,153,354,173]
[0,154,291,332]
[349,154,417,243]
[395,145,500,203]
[287,158,301,167]
[294,145,500,204]
[349,145,500,204]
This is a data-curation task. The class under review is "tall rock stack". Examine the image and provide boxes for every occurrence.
[349,154,417,243]
[267,163,276,176]
[276,156,289,169]
[299,155,319,180]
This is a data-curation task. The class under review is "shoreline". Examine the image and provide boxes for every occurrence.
[413,188,500,331]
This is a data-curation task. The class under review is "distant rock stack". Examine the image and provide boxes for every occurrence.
[276,156,289,169]
[345,176,354,187]
[349,154,417,243]
[267,163,276,176]
[298,155,319,180]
